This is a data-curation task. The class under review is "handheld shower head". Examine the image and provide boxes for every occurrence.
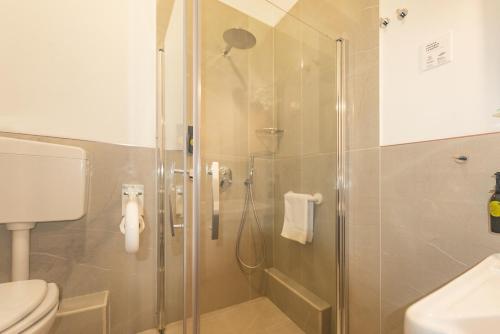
[223,28,256,56]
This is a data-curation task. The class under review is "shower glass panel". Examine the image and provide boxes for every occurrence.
[158,0,341,332]
[157,0,188,332]
[194,1,338,333]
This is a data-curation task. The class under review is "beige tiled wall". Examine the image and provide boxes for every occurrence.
[349,147,380,334]
[196,0,276,315]
[163,1,381,332]
[272,9,337,331]
[346,2,381,334]
[278,0,381,333]
[380,132,500,334]
[286,3,500,334]
[0,132,157,334]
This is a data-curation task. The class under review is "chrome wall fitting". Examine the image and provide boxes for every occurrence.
[219,166,233,191]
[454,155,469,164]
[397,8,408,20]
[380,17,390,28]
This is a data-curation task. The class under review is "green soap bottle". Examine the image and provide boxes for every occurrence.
[489,172,500,233]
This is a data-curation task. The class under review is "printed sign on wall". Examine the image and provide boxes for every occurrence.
[421,32,453,71]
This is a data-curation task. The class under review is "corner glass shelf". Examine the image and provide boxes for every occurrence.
[255,128,285,135]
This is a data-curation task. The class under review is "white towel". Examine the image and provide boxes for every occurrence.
[280,191,314,244]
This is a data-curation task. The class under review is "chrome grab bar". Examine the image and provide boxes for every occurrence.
[207,162,220,240]
[167,163,187,237]
[174,168,194,179]
[206,162,232,240]
[167,164,177,237]
[167,189,175,237]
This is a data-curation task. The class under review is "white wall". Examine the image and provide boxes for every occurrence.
[219,0,298,26]
[164,0,185,151]
[0,0,156,147]
[380,0,500,146]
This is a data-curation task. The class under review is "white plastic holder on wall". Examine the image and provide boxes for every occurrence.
[120,184,145,253]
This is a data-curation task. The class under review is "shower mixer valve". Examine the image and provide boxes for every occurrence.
[219,166,232,190]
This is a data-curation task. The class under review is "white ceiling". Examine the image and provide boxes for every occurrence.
[218,0,299,26]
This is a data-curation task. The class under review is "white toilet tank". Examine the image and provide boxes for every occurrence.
[0,137,88,224]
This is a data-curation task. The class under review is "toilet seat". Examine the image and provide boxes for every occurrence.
[0,280,59,334]
[21,304,58,334]
[3,283,59,334]
[0,280,48,332]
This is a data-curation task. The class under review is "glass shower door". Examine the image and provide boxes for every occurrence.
[157,0,189,332]
[191,1,341,333]
[157,0,345,332]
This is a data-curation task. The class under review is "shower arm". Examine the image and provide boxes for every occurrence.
[223,45,232,56]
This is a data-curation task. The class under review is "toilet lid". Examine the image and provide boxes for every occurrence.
[0,280,47,332]
[2,283,59,334]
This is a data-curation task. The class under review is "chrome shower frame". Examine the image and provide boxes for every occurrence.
[192,1,202,333]
[187,19,350,334]
[336,38,349,334]
[156,1,189,333]
[156,48,167,334]
[157,2,350,333]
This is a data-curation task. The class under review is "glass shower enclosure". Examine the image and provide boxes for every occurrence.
[157,1,347,333]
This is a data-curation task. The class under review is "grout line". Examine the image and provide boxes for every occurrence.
[273,152,338,160]
[347,146,380,153]
[381,130,500,148]
[262,0,338,42]
[354,46,380,55]
[0,131,154,150]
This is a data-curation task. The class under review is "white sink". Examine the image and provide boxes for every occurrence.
[405,254,500,334]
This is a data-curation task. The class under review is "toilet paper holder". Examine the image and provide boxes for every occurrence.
[120,184,145,253]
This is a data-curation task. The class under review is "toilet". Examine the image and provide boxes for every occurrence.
[0,280,59,334]
[0,138,88,334]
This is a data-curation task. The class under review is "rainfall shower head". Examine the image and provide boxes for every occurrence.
[223,28,256,56]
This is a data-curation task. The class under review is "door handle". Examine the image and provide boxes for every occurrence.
[167,163,186,237]
[167,189,175,237]
[207,162,220,240]
[206,162,232,240]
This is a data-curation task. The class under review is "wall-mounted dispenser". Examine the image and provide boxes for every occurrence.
[489,173,500,233]
[120,184,145,253]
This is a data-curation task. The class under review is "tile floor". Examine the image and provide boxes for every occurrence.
[140,297,304,334]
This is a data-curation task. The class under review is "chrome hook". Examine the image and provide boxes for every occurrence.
[397,8,408,20]
[453,155,468,164]
[380,17,390,28]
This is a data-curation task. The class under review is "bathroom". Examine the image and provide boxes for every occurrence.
[0,0,499,334]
